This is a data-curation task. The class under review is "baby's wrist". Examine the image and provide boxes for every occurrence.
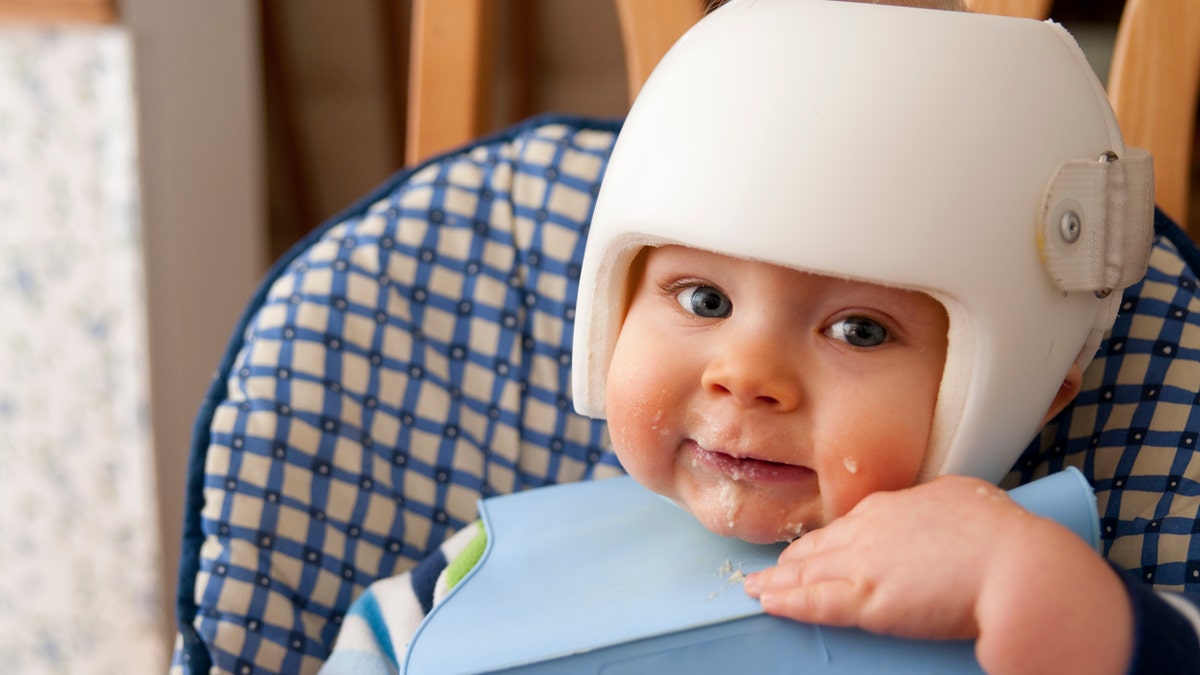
[975,518,1131,675]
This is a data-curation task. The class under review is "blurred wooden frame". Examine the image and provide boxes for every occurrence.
[406,0,1200,236]
[0,0,116,23]
[405,0,496,167]
[1107,1,1200,234]
[968,0,1200,233]
[404,0,704,167]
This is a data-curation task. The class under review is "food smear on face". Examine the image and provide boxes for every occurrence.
[718,479,746,530]
[650,408,672,437]
[843,456,859,474]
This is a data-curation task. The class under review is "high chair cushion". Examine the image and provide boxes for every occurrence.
[172,116,624,675]
[172,114,1200,674]
[1006,209,1200,592]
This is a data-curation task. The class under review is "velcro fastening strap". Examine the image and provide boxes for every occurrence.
[1039,146,1154,295]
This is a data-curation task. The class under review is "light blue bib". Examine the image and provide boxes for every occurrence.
[405,468,1099,674]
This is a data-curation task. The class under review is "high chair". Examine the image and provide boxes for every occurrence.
[172,2,1200,673]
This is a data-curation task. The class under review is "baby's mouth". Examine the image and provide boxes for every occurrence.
[689,442,815,484]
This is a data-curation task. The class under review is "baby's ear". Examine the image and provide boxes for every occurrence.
[1042,363,1085,426]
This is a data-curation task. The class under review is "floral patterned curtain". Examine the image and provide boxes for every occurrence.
[0,27,165,673]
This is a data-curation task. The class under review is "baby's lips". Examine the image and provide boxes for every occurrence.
[694,445,816,484]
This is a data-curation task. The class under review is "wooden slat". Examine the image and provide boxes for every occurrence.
[405,0,494,166]
[614,0,704,105]
[378,0,413,170]
[0,0,115,24]
[963,0,1051,20]
[1107,0,1200,231]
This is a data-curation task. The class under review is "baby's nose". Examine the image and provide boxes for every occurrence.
[701,334,802,411]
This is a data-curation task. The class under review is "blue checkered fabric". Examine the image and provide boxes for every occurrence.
[171,115,1200,675]
[171,117,625,675]
[1005,209,1200,592]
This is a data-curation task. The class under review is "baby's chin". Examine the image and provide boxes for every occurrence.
[683,495,815,545]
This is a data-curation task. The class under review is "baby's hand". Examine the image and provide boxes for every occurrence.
[742,475,1133,675]
[743,476,1008,640]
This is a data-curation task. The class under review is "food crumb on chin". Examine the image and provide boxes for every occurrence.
[783,522,805,542]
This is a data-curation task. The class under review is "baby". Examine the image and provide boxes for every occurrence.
[568,0,1182,672]
[324,1,1196,672]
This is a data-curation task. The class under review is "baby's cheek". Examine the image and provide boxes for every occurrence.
[824,458,921,521]
[604,381,650,453]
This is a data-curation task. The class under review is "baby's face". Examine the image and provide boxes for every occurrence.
[605,246,949,544]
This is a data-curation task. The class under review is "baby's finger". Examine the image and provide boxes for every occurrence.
[757,578,868,628]
[743,559,803,598]
[776,517,858,564]
[745,545,857,601]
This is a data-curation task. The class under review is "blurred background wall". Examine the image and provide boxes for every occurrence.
[0,1,263,672]
[259,0,630,261]
[0,0,1161,672]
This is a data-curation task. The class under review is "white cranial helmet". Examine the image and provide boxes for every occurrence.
[572,0,1154,484]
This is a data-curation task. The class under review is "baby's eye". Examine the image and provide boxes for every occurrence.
[676,285,732,318]
[826,316,889,348]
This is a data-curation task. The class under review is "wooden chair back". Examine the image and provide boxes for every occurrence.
[0,0,115,23]
[404,0,705,166]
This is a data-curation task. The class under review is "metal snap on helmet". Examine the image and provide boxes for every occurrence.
[572,0,1154,484]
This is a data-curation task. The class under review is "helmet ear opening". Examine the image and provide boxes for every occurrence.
[1042,363,1085,427]
[914,295,971,483]
[620,248,652,329]
[574,234,668,418]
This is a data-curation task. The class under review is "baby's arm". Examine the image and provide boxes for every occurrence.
[320,522,484,674]
[742,476,1195,674]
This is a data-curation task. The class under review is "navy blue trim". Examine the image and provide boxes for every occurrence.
[410,549,450,616]
[1153,207,1200,278]
[173,113,622,671]
[1122,567,1200,674]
